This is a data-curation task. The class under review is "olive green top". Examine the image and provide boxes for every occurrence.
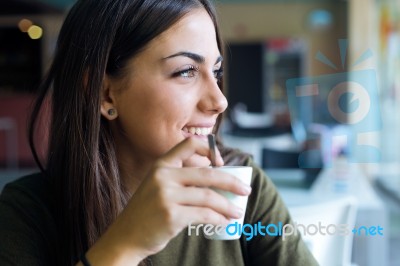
[0,148,318,265]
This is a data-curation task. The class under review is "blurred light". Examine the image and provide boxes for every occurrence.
[307,9,333,30]
[27,25,43,39]
[18,19,33,32]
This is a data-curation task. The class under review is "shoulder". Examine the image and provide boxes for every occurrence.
[0,172,58,264]
[1,172,51,200]
[220,145,278,218]
[219,145,268,185]
[0,172,54,217]
[219,145,287,216]
[219,145,253,166]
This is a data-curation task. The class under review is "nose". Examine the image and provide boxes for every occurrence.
[198,76,228,115]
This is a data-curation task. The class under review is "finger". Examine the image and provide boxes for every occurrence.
[176,187,244,219]
[182,154,211,168]
[158,137,210,167]
[178,206,231,227]
[177,168,252,196]
[183,144,224,167]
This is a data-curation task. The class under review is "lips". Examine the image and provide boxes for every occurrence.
[182,126,213,136]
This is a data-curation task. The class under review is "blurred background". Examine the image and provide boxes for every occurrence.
[0,0,399,265]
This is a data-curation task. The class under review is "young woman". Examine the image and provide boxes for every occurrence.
[0,0,317,265]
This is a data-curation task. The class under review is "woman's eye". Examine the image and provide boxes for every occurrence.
[213,68,224,81]
[173,65,198,79]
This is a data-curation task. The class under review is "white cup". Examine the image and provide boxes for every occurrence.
[203,166,253,240]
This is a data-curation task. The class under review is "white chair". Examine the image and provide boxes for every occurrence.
[288,196,358,266]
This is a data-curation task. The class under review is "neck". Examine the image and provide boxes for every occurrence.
[116,154,152,194]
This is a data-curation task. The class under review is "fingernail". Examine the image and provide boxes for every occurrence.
[242,185,252,194]
[235,207,244,218]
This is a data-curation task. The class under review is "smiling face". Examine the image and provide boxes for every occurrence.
[103,8,228,168]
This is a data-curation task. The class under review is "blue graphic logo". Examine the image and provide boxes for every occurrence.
[286,39,381,167]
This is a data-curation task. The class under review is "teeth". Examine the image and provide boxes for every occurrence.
[184,127,213,136]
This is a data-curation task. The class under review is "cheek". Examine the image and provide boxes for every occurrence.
[114,88,195,156]
[118,93,166,139]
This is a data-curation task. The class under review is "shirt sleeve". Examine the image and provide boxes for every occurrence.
[242,158,319,266]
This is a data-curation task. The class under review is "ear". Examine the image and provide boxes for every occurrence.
[100,75,118,120]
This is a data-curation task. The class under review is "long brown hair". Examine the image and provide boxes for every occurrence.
[28,0,225,265]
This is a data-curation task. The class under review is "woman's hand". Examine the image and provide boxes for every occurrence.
[84,137,251,266]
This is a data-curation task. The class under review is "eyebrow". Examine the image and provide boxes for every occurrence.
[163,51,223,65]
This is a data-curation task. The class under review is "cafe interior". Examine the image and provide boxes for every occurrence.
[0,0,399,265]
